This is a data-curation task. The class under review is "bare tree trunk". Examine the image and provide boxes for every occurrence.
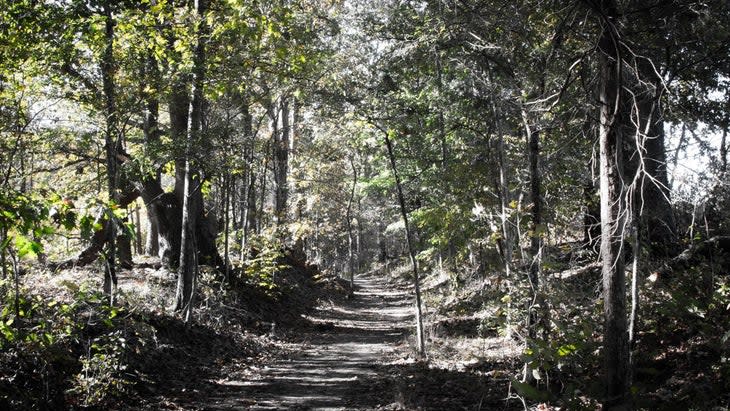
[382,128,426,358]
[523,109,542,342]
[242,164,256,254]
[230,177,238,232]
[257,165,265,232]
[583,180,601,248]
[494,114,514,339]
[145,209,160,256]
[224,173,231,282]
[356,196,362,272]
[11,250,19,317]
[628,215,640,346]
[313,208,321,264]
[175,0,207,321]
[117,215,133,268]
[435,53,447,170]
[636,78,676,254]
[721,129,728,174]
[274,98,290,227]
[142,43,161,257]
[101,1,118,305]
[1,228,7,280]
[238,98,255,256]
[597,2,630,408]
[134,204,143,255]
[346,158,358,292]
[290,98,299,170]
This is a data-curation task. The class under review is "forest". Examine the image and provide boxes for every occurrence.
[1,0,729,409]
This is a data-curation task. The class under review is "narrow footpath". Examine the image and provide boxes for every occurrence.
[200,272,415,410]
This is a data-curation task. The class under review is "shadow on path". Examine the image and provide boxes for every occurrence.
[193,273,521,411]
[199,273,414,410]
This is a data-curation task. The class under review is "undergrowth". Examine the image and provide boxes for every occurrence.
[0,242,332,409]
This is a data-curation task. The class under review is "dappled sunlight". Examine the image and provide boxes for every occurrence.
[195,271,418,409]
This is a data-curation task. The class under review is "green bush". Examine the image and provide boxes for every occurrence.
[242,234,290,297]
[0,282,133,409]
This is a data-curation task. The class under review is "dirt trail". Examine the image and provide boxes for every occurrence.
[200,272,414,410]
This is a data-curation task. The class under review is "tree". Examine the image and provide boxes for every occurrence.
[594,0,630,408]
[345,156,358,291]
[175,0,208,319]
[381,125,426,358]
[101,0,119,305]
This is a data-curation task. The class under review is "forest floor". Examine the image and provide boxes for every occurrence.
[137,270,524,410]
[1,254,524,410]
[8,252,728,409]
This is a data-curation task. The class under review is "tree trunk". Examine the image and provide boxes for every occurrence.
[356,196,362,272]
[145,212,159,256]
[1,228,7,280]
[137,179,180,264]
[142,49,161,257]
[117,215,133,268]
[101,1,118,305]
[175,0,207,320]
[274,98,290,226]
[583,180,601,248]
[243,166,256,251]
[52,121,223,274]
[134,204,143,255]
[239,98,255,257]
[720,129,727,174]
[493,106,514,339]
[435,53,448,170]
[312,208,321,264]
[346,158,358,292]
[382,128,426,358]
[258,143,268,232]
[523,108,544,343]
[597,2,631,408]
[230,177,238,231]
[223,173,231,282]
[635,72,676,254]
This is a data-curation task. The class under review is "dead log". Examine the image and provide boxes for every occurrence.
[552,261,602,280]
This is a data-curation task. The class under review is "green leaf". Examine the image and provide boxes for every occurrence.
[557,343,577,357]
[15,234,42,258]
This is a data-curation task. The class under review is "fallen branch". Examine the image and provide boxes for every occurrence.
[552,261,601,280]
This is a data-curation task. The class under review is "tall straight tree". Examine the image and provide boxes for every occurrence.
[523,107,542,341]
[101,0,118,305]
[345,157,358,291]
[635,61,676,253]
[142,50,161,256]
[381,127,426,358]
[175,0,207,320]
[595,0,630,408]
[274,97,290,226]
